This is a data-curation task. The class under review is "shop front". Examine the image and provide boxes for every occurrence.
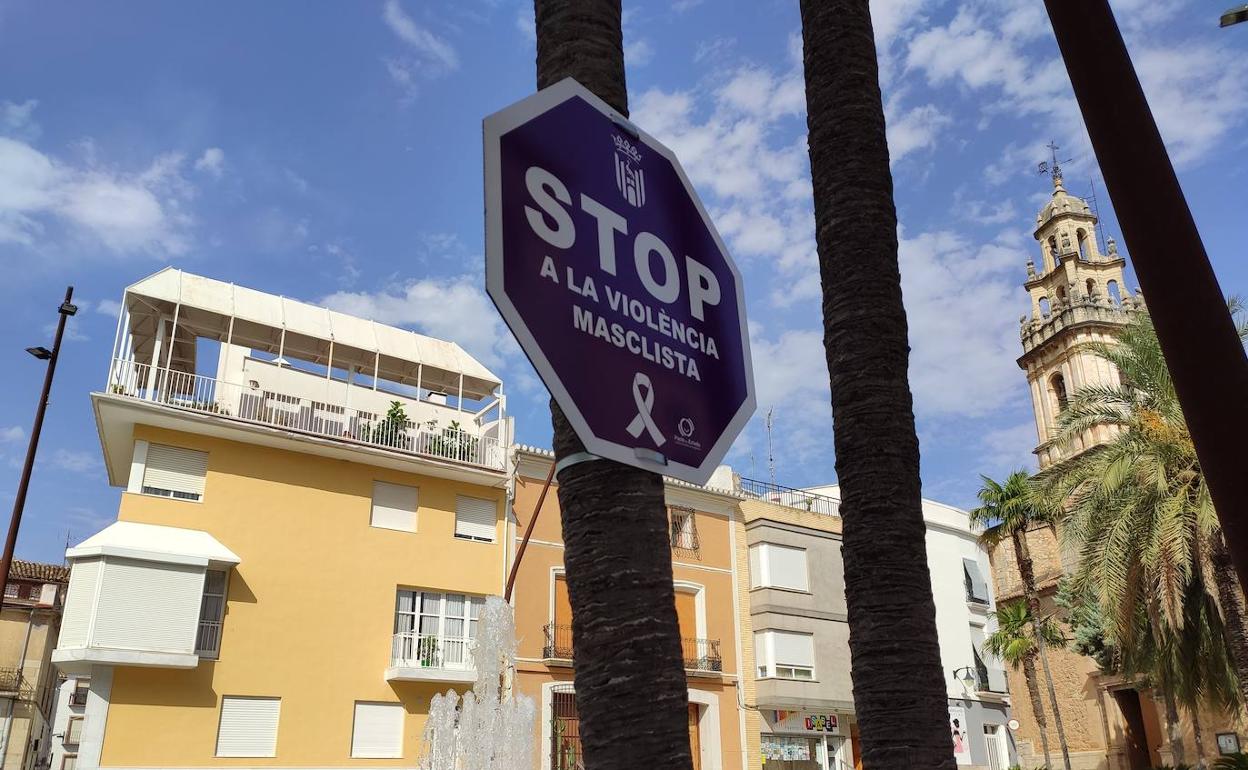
[760,710,854,770]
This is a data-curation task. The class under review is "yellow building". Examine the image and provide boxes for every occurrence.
[53,268,514,770]
[0,560,69,770]
[508,446,750,770]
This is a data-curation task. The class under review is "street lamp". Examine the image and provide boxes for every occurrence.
[1,287,77,598]
[1221,4,1248,26]
[953,666,979,690]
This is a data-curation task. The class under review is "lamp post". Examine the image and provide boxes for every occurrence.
[952,666,979,690]
[1221,4,1248,26]
[0,286,77,597]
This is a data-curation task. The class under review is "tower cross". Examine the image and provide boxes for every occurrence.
[1038,141,1073,185]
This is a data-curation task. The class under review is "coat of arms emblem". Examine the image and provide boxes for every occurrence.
[612,134,645,207]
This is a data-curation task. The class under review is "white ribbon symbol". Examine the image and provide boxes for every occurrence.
[626,372,666,447]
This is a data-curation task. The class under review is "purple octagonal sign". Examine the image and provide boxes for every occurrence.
[484,78,755,485]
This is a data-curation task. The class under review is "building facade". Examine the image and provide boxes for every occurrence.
[990,175,1246,769]
[509,446,750,770]
[53,268,514,770]
[0,561,69,770]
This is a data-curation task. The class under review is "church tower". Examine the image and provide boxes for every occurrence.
[1018,164,1144,469]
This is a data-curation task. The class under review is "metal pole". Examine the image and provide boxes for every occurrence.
[1043,0,1248,593]
[504,461,556,602]
[0,287,76,606]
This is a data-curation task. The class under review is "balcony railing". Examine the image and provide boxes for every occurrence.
[107,358,505,471]
[196,620,222,657]
[739,478,840,516]
[542,624,722,673]
[0,667,22,694]
[391,631,476,671]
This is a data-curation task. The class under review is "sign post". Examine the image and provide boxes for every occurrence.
[485,78,754,484]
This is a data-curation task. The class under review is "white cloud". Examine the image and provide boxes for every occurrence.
[0,99,39,141]
[978,420,1040,476]
[194,147,225,178]
[625,38,654,68]
[673,0,704,11]
[382,0,458,71]
[0,426,23,443]
[0,136,192,255]
[321,273,518,371]
[47,449,101,474]
[885,101,951,163]
[514,6,535,43]
[95,299,122,316]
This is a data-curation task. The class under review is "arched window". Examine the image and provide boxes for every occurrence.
[1057,285,1067,303]
[1086,278,1096,297]
[1050,372,1069,412]
[1048,236,1058,261]
[1039,297,1051,317]
[1107,280,1122,304]
[1077,229,1090,261]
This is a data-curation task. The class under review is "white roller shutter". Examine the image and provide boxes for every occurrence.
[765,544,809,591]
[963,558,990,604]
[371,482,418,532]
[455,496,496,542]
[748,545,763,589]
[142,444,208,500]
[92,558,203,652]
[771,631,814,667]
[351,702,404,758]
[216,696,280,757]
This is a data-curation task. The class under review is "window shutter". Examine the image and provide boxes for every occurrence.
[216,696,280,757]
[143,444,208,499]
[963,558,990,604]
[455,496,496,541]
[765,544,809,591]
[351,702,404,758]
[371,482,418,532]
[66,718,84,744]
[748,545,762,589]
[771,631,814,668]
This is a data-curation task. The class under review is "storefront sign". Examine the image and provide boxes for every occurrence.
[767,709,842,735]
[949,705,972,765]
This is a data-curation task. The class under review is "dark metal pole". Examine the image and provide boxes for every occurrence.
[504,461,555,602]
[0,286,76,596]
[1043,0,1248,593]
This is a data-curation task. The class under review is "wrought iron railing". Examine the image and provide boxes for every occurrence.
[542,624,721,672]
[738,477,840,516]
[106,358,505,471]
[0,667,22,693]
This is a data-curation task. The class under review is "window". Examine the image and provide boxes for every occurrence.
[70,681,89,707]
[216,696,280,757]
[141,444,208,501]
[1077,229,1090,260]
[3,583,17,599]
[196,570,228,658]
[1086,278,1096,297]
[1107,279,1122,305]
[971,627,1008,693]
[454,496,496,542]
[963,558,989,605]
[60,756,76,770]
[669,507,698,555]
[748,543,809,592]
[351,702,404,758]
[755,630,815,680]
[394,590,484,669]
[66,717,84,744]
[1039,297,1051,317]
[1050,372,1069,412]
[370,481,418,533]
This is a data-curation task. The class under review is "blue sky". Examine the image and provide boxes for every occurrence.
[0,0,1244,563]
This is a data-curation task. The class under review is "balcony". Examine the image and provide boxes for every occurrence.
[385,631,477,683]
[107,358,505,472]
[0,667,25,697]
[739,478,840,516]
[542,624,722,675]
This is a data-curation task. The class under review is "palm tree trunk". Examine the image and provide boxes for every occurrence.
[1014,530,1073,770]
[1209,533,1248,705]
[535,3,692,768]
[798,2,953,767]
[1147,599,1186,765]
[1021,649,1055,769]
[1192,707,1206,769]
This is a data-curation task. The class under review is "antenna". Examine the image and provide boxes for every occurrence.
[1037,141,1073,185]
[765,408,776,487]
[1088,178,1108,254]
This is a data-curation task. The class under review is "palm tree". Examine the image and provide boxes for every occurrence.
[1038,306,1248,763]
[535,2,692,769]
[984,601,1067,705]
[972,472,1073,770]
[798,2,955,767]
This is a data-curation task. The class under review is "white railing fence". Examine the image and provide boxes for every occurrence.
[390,631,476,670]
[107,358,505,471]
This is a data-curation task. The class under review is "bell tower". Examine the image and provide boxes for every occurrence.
[1018,159,1144,468]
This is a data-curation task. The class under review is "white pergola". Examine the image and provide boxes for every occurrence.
[110,268,502,405]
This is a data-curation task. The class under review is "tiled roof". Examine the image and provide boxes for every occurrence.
[9,560,69,583]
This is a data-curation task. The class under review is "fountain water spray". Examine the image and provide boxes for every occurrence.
[418,596,536,770]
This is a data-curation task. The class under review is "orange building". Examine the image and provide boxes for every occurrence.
[509,446,749,770]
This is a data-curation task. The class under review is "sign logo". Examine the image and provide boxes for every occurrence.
[677,417,695,439]
[612,134,645,207]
